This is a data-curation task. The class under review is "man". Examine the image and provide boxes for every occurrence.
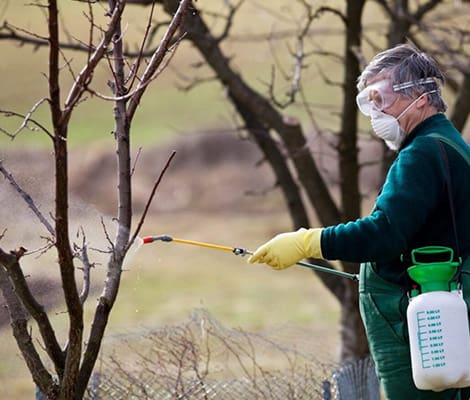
[248,44,470,400]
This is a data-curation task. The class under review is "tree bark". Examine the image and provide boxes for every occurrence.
[338,0,365,224]
[48,1,84,397]
[333,0,369,360]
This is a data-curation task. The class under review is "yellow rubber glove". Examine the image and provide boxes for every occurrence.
[247,228,323,270]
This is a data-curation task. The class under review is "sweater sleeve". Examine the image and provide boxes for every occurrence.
[321,137,446,263]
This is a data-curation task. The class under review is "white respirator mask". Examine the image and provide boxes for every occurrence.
[356,78,437,151]
[368,109,405,151]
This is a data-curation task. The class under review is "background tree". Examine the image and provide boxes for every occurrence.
[0,0,191,398]
[160,0,368,361]
[147,0,469,361]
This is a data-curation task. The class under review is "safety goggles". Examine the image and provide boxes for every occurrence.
[356,77,437,116]
[356,79,397,116]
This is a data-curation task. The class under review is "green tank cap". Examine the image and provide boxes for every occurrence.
[407,246,460,293]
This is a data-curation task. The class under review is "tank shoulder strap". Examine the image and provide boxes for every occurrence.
[430,133,470,278]
[428,133,470,167]
[431,135,463,276]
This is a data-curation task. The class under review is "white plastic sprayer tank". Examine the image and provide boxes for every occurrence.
[406,246,470,391]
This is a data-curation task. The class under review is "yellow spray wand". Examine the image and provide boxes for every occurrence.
[142,235,358,281]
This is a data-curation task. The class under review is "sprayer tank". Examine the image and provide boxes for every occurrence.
[407,290,470,391]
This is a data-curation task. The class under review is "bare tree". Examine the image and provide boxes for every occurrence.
[0,0,190,398]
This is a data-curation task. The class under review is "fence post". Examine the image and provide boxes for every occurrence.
[88,371,101,399]
[328,356,380,400]
[322,379,332,400]
[35,386,46,400]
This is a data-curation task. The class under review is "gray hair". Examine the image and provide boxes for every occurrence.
[357,44,447,112]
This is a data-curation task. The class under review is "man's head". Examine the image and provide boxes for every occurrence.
[356,44,447,150]
[357,44,446,113]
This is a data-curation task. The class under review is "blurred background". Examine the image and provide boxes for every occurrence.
[0,1,469,398]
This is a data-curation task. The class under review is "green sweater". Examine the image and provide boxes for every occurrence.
[321,113,470,285]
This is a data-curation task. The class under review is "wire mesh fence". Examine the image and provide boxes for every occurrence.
[83,309,379,400]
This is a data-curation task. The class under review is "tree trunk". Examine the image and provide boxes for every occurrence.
[450,73,470,133]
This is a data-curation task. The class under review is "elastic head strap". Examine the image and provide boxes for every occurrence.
[392,77,436,92]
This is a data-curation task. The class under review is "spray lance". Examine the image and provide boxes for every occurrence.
[142,235,358,281]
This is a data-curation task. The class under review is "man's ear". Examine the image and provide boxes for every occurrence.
[415,93,428,109]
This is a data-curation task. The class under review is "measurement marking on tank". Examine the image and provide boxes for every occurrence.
[416,310,446,369]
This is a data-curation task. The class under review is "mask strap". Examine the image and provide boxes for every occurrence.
[396,90,437,121]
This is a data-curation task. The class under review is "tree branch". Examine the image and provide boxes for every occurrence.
[73,228,94,305]
[128,150,176,251]
[0,248,65,376]
[414,0,442,21]
[48,0,84,396]
[0,106,54,141]
[0,161,55,237]
[62,0,126,126]
[176,0,341,227]
[127,0,193,120]
[0,251,59,396]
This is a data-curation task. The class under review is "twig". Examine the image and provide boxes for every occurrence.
[62,0,126,121]
[127,150,176,252]
[130,147,143,177]
[0,104,53,140]
[0,161,55,236]
[214,0,245,43]
[127,0,193,120]
[88,31,187,102]
[126,0,158,90]
[100,216,115,253]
